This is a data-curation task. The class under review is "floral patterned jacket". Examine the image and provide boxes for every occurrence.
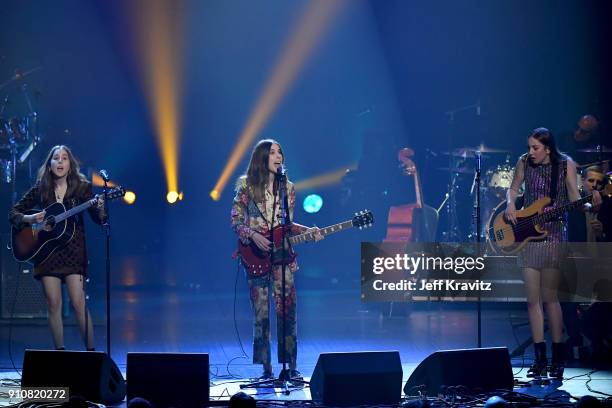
[231,177,300,271]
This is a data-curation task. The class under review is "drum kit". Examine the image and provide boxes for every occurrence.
[437,145,516,241]
[0,68,42,199]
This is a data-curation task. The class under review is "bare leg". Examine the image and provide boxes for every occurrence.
[41,276,63,349]
[65,274,94,350]
[522,267,544,342]
[542,268,563,343]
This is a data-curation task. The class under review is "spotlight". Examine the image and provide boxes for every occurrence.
[210,189,220,201]
[123,191,137,205]
[303,194,323,213]
[166,191,183,204]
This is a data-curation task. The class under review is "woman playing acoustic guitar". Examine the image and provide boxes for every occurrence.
[9,145,105,351]
[504,128,601,378]
[231,139,322,381]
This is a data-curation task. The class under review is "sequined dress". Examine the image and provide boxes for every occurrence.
[518,157,568,269]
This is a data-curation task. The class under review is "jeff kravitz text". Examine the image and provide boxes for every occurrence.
[372,279,492,292]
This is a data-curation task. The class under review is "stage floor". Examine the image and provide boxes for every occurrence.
[1,366,611,406]
[1,288,611,405]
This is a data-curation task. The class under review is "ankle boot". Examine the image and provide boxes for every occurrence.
[527,342,548,377]
[549,342,565,379]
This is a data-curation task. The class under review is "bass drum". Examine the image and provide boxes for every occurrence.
[486,164,515,199]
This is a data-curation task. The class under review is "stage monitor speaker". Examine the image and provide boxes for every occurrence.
[127,352,209,408]
[310,351,403,406]
[1,233,47,318]
[22,349,126,405]
[404,347,513,396]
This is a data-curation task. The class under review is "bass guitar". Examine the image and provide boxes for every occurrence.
[239,210,374,277]
[487,184,611,254]
[12,186,126,265]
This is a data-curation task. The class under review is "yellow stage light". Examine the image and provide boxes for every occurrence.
[167,191,184,204]
[210,189,220,201]
[123,191,137,205]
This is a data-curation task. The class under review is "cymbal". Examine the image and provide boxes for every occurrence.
[443,146,509,158]
[577,145,612,153]
[437,166,474,174]
[0,67,42,91]
[577,159,610,168]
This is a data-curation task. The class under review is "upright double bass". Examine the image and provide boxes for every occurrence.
[384,148,438,242]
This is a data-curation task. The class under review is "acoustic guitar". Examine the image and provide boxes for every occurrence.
[12,186,125,265]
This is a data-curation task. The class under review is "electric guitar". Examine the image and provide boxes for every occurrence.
[12,186,126,265]
[239,210,374,277]
[488,184,611,254]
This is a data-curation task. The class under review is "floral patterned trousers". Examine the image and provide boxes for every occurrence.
[247,265,297,365]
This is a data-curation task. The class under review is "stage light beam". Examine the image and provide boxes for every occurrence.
[211,0,347,200]
[130,0,184,200]
[294,165,356,191]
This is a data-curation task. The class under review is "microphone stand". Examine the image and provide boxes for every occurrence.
[276,171,307,391]
[473,151,482,348]
[101,175,112,356]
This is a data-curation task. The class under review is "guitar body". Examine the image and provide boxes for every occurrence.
[11,202,76,265]
[489,197,550,254]
[238,225,297,277]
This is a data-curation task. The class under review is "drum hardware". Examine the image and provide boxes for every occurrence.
[577,145,612,153]
[436,166,474,174]
[0,67,43,200]
[442,145,509,159]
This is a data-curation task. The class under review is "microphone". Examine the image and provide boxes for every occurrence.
[276,164,286,177]
[99,169,110,181]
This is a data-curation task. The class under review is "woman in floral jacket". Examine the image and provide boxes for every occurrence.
[231,139,321,380]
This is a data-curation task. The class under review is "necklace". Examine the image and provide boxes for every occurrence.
[55,185,66,202]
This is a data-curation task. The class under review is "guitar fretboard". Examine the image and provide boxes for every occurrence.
[53,199,97,223]
[289,220,355,245]
[532,194,593,225]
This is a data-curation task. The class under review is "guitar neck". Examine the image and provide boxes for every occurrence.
[53,198,96,223]
[536,194,592,224]
[289,220,354,245]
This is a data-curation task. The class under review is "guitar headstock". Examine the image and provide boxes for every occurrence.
[102,186,126,201]
[352,210,374,229]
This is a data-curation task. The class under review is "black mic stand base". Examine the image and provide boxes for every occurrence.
[240,372,308,394]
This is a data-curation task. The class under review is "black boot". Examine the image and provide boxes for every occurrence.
[549,342,565,379]
[527,342,548,377]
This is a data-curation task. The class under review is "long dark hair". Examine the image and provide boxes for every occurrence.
[528,127,566,165]
[36,145,88,204]
[238,139,285,203]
